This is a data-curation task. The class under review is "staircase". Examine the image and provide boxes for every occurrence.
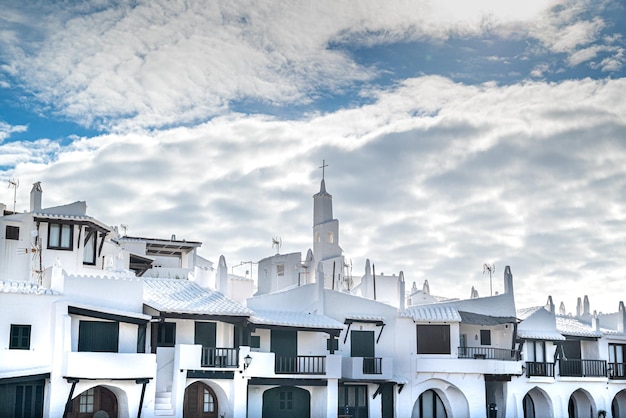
[154,391,174,416]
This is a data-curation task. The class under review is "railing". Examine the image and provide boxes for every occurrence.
[558,359,607,377]
[609,362,626,380]
[525,362,555,377]
[362,357,382,374]
[201,347,239,368]
[275,355,326,374]
[458,347,519,360]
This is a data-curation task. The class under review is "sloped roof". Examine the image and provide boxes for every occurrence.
[517,329,566,341]
[517,306,546,320]
[32,212,111,232]
[556,316,602,338]
[143,278,253,316]
[459,311,517,326]
[399,305,462,322]
[250,310,344,330]
[0,280,59,295]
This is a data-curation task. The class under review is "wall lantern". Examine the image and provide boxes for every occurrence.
[244,354,253,370]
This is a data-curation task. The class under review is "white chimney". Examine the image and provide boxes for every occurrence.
[30,182,42,212]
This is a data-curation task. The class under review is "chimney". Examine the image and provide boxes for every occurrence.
[399,271,405,310]
[583,295,590,316]
[30,182,42,212]
[576,297,582,317]
[618,301,626,333]
[216,255,229,296]
[559,302,566,316]
[503,266,513,294]
[546,296,555,314]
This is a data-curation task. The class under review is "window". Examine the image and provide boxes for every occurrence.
[327,232,334,243]
[14,382,44,418]
[276,264,285,276]
[10,325,31,350]
[78,321,119,353]
[250,335,261,349]
[480,330,491,346]
[83,228,96,265]
[417,389,447,418]
[79,388,94,413]
[6,225,19,240]
[157,322,176,347]
[47,223,73,250]
[417,325,450,354]
[279,390,293,411]
[203,387,215,412]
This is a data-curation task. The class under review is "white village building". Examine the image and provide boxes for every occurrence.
[1,179,626,418]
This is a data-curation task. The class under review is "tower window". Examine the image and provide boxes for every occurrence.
[316,232,321,243]
[277,264,285,276]
[327,232,334,243]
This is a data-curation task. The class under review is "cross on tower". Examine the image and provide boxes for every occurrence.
[319,160,328,180]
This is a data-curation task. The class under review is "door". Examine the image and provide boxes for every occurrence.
[351,330,375,373]
[271,330,297,373]
[67,386,118,418]
[183,382,218,418]
[338,385,368,418]
[195,322,217,366]
[262,386,310,418]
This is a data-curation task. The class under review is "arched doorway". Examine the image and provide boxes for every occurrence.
[413,389,448,418]
[67,386,118,418]
[612,389,626,418]
[523,387,553,418]
[568,389,595,418]
[183,382,218,418]
[262,386,310,418]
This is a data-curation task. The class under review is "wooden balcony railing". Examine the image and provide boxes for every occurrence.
[558,359,607,377]
[275,355,326,374]
[362,357,382,374]
[458,346,520,361]
[525,361,555,377]
[201,347,239,368]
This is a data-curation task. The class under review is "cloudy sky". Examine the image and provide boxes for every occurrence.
[1,0,626,312]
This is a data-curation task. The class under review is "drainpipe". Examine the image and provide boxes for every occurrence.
[136,379,149,418]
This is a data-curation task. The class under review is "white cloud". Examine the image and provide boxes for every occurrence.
[0,121,27,143]
[3,0,612,131]
[4,75,626,310]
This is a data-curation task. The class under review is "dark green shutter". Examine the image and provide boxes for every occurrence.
[78,321,119,352]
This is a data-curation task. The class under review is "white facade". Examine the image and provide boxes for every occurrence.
[2,180,626,418]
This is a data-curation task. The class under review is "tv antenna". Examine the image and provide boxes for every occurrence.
[8,179,19,214]
[483,263,495,296]
[272,237,282,254]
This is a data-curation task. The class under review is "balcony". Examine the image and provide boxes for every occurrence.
[342,357,393,380]
[558,359,607,377]
[242,351,341,379]
[609,362,626,380]
[458,346,520,361]
[275,355,326,374]
[176,345,240,370]
[201,347,239,368]
[525,362,555,377]
[64,352,156,379]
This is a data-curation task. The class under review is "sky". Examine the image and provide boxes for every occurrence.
[1,0,626,313]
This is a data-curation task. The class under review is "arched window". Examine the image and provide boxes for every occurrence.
[417,389,447,418]
[523,393,535,418]
[327,232,334,243]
